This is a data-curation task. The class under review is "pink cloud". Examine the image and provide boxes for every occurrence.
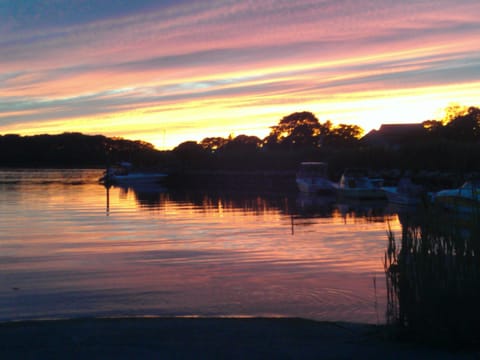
[1,0,480,147]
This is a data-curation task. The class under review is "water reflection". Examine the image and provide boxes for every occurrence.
[0,168,101,185]
[108,183,296,216]
[105,183,111,215]
[295,193,336,218]
[6,169,480,330]
[2,169,403,323]
[385,207,480,347]
[113,183,168,208]
[115,184,399,223]
[334,200,394,223]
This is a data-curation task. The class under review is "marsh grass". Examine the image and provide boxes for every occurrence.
[385,205,480,348]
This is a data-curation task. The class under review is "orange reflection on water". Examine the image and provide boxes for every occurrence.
[0,171,402,323]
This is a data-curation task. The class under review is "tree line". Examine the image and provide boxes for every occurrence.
[1,106,479,180]
[0,133,160,168]
[172,111,364,173]
[171,106,480,179]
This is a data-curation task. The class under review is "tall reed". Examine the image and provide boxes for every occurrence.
[385,206,480,348]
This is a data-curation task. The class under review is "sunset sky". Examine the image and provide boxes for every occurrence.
[1,1,479,149]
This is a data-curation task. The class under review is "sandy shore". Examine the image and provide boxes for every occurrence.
[0,317,476,359]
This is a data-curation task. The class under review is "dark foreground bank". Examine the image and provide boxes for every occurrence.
[0,317,477,359]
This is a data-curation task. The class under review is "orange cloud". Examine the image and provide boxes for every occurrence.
[1,0,479,148]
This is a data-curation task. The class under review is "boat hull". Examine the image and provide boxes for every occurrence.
[295,162,336,194]
[434,182,480,213]
[337,188,386,200]
[100,173,168,186]
[383,186,420,205]
[296,177,337,194]
[337,169,386,201]
[435,194,480,213]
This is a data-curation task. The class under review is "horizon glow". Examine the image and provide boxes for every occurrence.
[1,1,479,149]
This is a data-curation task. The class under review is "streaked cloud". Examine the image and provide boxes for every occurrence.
[1,0,479,149]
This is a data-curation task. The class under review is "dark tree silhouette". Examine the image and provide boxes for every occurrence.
[265,111,322,147]
[222,135,261,151]
[0,133,161,167]
[443,103,469,124]
[4,105,480,175]
[200,137,229,152]
[422,120,443,132]
[172,141,208,169]
[325,124,363,146]
[445,106,480,141]
[264,111,363,150]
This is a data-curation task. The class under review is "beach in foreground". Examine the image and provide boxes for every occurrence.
[0,317,476,359]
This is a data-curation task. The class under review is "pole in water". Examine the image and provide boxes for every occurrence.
[106,184,111,216]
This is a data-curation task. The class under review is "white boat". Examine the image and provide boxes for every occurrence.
[337,168,386,200]
[434,180,480,213]
[99,162,168,186]
[295,162,337,194]
[383,177,425,205]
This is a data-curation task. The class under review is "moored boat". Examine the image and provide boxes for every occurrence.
[99,162,168,186]
[337,168,386,200]
[295,162,337,194]
[434,180,480,213]
[383,177,426,206]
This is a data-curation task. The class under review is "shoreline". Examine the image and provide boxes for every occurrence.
[0,317,474,359]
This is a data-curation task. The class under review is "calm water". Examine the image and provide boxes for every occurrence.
[0,169,404,323]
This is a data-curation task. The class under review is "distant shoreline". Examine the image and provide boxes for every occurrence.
[0,167,474,191]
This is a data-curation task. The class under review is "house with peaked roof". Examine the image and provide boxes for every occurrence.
[361,123,426,148]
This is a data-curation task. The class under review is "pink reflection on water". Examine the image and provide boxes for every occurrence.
[0,170,402,323]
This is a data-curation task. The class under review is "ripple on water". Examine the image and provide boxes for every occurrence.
[0,169,394,323]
